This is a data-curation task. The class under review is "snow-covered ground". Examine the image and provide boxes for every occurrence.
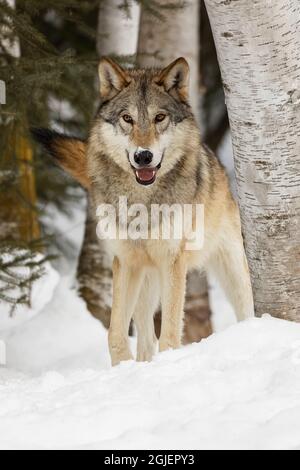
[1,202,300,450]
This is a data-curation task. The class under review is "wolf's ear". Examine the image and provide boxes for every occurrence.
[156,57,190,102]
[31,128,90,190]
[98,57,131,100]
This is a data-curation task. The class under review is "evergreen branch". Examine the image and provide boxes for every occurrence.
[0,2,59,55]
[17,0,100,15]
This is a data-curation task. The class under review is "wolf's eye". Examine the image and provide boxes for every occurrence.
[155,113,167,123]
[122,114,133,124]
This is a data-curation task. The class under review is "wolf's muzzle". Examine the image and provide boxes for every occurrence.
[133,150,157,186]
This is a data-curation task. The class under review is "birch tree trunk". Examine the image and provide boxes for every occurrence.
[77,1,140,327]
[138,0,213,341]
[97,0,140,60]
[137,0,200,120]
[204,0,300,321]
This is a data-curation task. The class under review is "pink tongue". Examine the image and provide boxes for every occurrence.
[136,168,156,182]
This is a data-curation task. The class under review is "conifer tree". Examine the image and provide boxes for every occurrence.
[0,0,99,311]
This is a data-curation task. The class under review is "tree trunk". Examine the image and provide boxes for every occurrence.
[200,1,229,152]
[137,0,200,120]
[0,0,40,244]
[77,1,140,327]
[77,199,112,328]
[204,0,300,321]
[97,0,140,60]
[138,0,213,342]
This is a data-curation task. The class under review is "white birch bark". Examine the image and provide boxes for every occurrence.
[97,0,140,60]
[137,0,200,119]
[204,0,300,321]
[77,1,141,327]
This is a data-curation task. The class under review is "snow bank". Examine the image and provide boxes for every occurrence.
[1,312,300,450]
[0,255,59,331]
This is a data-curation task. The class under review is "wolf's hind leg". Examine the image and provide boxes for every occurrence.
[109,257,144,366]
[134,270,160,362]
[208,231,254,322]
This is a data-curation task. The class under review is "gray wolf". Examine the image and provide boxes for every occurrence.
[32,57,254,366]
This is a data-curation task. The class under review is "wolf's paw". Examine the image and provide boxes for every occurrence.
[108,333,133,366]
[159,337,181,353]
[111,348,133,367]
[136,334,157,363]
[136,345,155,363]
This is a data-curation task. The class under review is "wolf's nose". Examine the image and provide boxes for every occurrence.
[134,150,153,166]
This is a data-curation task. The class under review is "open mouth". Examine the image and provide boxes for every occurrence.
[134,166,160,186]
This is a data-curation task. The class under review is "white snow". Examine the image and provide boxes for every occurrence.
[1,304,300,450]
[1,203,300,450]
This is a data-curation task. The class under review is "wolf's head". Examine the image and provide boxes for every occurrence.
[93,57,195,186]
[32,57,199,190]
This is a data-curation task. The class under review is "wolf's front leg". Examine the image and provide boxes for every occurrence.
[109,257,144,366]
[134,269,160,362]
[159,254,187,352]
